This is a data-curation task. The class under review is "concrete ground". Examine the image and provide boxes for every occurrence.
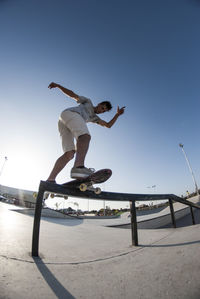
[0,201,200,299]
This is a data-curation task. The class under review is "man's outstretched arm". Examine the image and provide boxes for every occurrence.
[48,82,79,101]
[97,106,125,128]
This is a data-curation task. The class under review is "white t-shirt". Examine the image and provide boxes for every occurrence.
[65,96,101,123]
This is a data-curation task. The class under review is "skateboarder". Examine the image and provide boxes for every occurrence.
[47,82,125,182]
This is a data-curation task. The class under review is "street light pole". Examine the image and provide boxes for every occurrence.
[0,156,8,177]
[0,156,8,195]
[179,143,199,197]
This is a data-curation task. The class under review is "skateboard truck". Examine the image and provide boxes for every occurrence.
[49,193,68,199]
[79,182,101,194]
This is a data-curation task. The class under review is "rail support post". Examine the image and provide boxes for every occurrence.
[169,199,176,228]
[130,200,138,246]
[32,182,45,257]
[190,206,195,225]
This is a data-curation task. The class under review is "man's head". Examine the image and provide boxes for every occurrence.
[94,101,112,114]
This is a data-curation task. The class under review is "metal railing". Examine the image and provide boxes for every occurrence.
[32,180,200,257]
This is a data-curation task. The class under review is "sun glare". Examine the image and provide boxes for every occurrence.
[1,148,44,191]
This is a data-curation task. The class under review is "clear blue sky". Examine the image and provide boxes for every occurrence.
[1,0,200,210]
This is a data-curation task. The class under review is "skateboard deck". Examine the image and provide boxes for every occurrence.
[62,168,112,194]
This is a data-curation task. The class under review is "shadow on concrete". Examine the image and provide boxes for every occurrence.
[160,209,200,229]
[40,216,83,227]
[33,257,75,299]
[11,208,84,227]
[140,239,200,248]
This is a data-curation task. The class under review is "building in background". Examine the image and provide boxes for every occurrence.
[0,184,36,207]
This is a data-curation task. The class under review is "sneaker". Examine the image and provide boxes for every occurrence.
[71,167,95,179]
[46,180,56,184]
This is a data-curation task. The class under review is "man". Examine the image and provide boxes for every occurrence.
[47,82,125,182]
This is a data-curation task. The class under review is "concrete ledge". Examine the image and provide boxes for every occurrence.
[11,207,79,219]
[108,196,200,229]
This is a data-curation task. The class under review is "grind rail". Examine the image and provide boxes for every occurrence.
[32,180,200,257]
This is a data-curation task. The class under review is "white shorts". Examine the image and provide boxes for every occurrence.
[58,110,90,153]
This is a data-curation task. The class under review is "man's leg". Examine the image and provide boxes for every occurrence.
[47,150,75,182]
[54,111,92,179]
[71,134,94,178]
[74,134,91,168]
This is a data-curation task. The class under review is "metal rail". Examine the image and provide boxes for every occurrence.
[32,180,200,257]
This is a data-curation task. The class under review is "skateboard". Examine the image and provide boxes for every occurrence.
[62,168,112,194]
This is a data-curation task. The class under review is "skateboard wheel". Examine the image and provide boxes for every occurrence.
[80,183,87,192]
[95,187,101,194]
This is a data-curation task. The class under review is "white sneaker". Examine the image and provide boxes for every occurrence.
[71,167,95,179]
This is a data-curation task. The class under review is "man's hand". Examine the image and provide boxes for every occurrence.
[117,106,125,116]
[98,105,126,128]
[48,82,58,89]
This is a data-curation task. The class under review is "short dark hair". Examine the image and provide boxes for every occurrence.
[99,101,112,111]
